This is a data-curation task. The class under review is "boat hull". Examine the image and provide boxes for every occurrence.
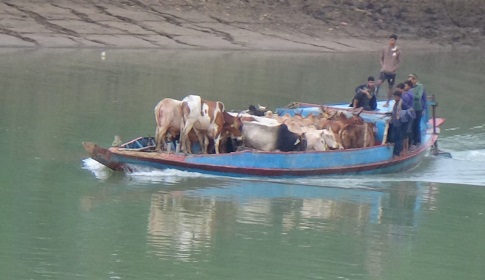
[82,122,442,178]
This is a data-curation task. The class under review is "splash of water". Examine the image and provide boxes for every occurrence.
[81,158,112,180]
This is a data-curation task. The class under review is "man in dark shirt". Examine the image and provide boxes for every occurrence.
[352,76,376,111]
[391,90,412,157]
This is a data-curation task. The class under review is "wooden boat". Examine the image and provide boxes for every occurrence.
[82,99,445,178]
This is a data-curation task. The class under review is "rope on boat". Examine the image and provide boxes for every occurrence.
[285,102,303,109]
[382,121,390,145]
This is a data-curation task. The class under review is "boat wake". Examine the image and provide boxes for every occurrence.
[81,158,112,180]
[411,155,485,186]
[126,167,215,185]
[439,131,485,158]
[450,149,485,162]
[82,158,218,184]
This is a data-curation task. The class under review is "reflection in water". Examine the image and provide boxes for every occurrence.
[381,181,419,227]
[144,179,439,268]
[147,191,215,262]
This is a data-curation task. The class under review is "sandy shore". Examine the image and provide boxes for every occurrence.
[0,0,458,52]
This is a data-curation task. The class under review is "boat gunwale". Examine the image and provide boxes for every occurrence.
[107,118,445,159]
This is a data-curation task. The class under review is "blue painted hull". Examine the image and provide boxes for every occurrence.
[83,101,444,178]
[82,131,439,178]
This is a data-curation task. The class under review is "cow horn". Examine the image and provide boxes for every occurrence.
[353,107,364,116]
[319,105,326,113]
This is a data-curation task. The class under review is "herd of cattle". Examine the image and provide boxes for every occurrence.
[154,95,377,154]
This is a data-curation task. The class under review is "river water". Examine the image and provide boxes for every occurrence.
[1,48,484,279]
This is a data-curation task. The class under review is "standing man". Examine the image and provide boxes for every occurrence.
[402,80,414,108]
[401,80,416,153]
[390,91,408,157]
[408,73,425,148]
[376,34,402,107]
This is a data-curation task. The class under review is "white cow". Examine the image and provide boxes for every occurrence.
[303,129,340,151]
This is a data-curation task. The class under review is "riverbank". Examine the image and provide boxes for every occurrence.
[0,0,481,52]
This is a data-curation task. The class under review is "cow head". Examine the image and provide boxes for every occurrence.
[321,129,340,150]
[248,104,269,116]
[294,134,307,151]
[348,113,365,125]
[302,129,340,151]
[223,113,244,142]
[324,109,338,120]
[231,114,244,138]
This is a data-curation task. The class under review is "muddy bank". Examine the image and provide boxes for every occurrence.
[0,0,482,52]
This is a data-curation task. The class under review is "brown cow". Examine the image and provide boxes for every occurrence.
[339,122,377,149]
[318,111,365,149]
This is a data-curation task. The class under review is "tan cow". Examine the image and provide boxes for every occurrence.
[154,98,183,151]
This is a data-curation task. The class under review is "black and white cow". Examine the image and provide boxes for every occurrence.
[241,121,307,152]
[247,104,269,117]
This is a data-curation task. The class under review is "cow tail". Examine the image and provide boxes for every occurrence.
[179,103,187,152]
[154,101,163,150]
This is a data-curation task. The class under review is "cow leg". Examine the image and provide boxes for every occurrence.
[155,126,162,151]
[155,126,168,152]
[167,127,180,151]
[190,127,205,154]
[212,127,224,154]
[213,134,221,154]
[181,121,195,154]
[219,135,228,153]
[202,134,209,154]
[179,127,187,153]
